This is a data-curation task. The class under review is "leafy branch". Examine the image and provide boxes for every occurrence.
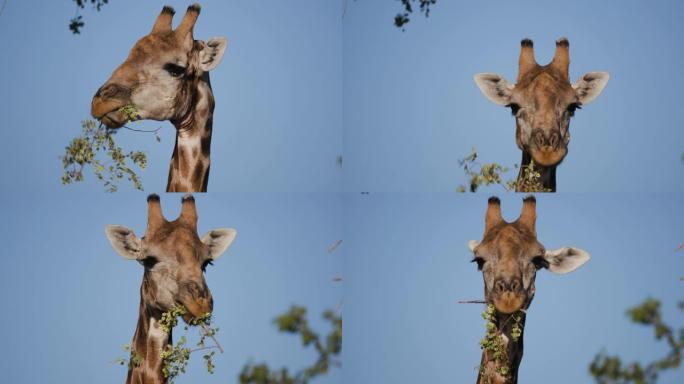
[456,148,515,193]
[590,298,684,383]
[70,0,109,34]
[479,304,524,382]
[239,306,342,384]
[394,0,437,31]
[456,148,550,193]
[61,107,160,192]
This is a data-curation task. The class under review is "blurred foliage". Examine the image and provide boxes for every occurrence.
[394,0,437,30]
[456,148,550,193]
[589,298,684,384]
[240,305,342,384]
[61,119,154,192]
[70,0,109,34]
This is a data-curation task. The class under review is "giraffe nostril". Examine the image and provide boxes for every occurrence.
[510,279,521,292]
[549,132,559,149]
[495,280,506,294]
[95,83,131,100]
[534,131,545,148]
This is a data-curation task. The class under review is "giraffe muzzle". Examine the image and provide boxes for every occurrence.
[528,129,567,166]
[178,281,213,323]
[91,83,133,128]
[491,278,525,314]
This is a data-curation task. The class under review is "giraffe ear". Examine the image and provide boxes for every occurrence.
[198,37,228,72]
[542,246,590,274]
[573,72,609,105]
[468,240,480,252]
[105,225,142,260]
[474,73,514,106]
[201,228,237,261]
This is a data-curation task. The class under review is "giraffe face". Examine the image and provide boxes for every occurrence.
[468,197,590,314]
[474,38,609,167]
[508,72,577,166]
[91,4,227,129]
[105,194,236,323]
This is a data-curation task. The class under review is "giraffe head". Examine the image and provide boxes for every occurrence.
[474,38,609,167]
[105,194,236,322]
[467,196,590,314]
[91,4,227,129]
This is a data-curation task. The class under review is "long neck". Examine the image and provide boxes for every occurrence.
[515,151,556,192]
[476,312,526,384]
[167,73,215,193]
[126,294,171,384]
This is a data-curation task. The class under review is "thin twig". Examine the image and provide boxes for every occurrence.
[200,324,224,354]
[189,345,222,354]
[0,0,8,17]
[328,239,343,253]
[122,124,162,133]
[458,300,486,304]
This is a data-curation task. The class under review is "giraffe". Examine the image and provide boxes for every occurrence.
[91,4,228,192]
[105,194,236,384]
[467,196,590,383]
[474,38,609,192]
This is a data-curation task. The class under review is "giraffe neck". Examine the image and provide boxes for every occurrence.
[516,151,556,192]
[476,311,526,384]
[167,73,215,192]
[126,294,171,384]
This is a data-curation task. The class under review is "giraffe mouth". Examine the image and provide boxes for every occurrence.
[492,294,525,314]
[99,110,126,129]
[178,299,213,325]
[529,146,567,167]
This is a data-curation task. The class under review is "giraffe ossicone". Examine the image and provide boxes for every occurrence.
[92,4,228,192]
[474,38,609,192]
[468,196,590,383]
[105,193,236,384]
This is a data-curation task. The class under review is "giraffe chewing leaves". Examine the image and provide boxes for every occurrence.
[117,105,140,123]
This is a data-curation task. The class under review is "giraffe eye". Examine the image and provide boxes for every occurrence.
[164,63,186,77]
[566,103,581,117]
[142,256,159,269]
[507,103,521,116]
[471,257,486,271]
[531,256,549,270]
[201,259,213,272]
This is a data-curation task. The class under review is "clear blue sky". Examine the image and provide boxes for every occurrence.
[2,1,684,384]
[343,193,684,383]
[343,0,684,192]
[0,0,342,192]
[0,192,342,383]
